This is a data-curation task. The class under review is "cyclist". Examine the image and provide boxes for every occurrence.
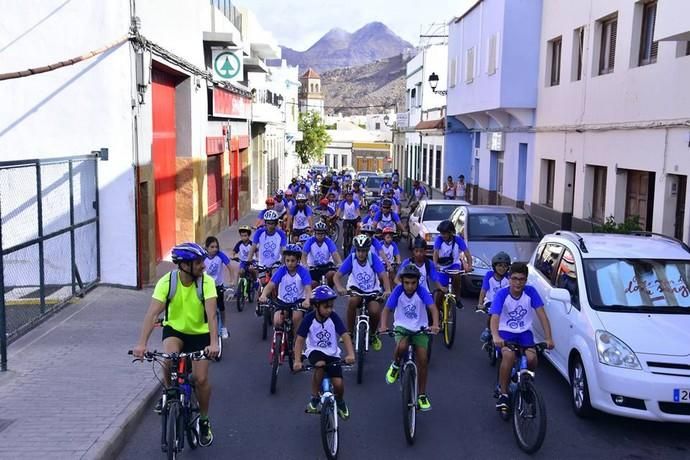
[490,262,554,411]
[334,234,391,351]
[477,251,511,343]
[337,190,361,241]
[395,237,441,294]
[433,220,472,308]
[357,223,391,271]
[256,197,276,228]
[391,179,403,202]
[231,225,255,298]
[274,190,289,220]
[204,236,231,338]
[293,285,355,420]
[407,180,427,211]
[288,177,299,193]
[379,264,439,411]
[373,198,406,234]
[286,194,313,243]
[382,188,401,214]
[361,204,378,227]
[328,180,342,201]
[260,244,312,333]
[379,176,392,195]
[132,242,218,447]
[284,189,296,213]
[314,197,337,224]
[302,221,342,287]
[248,210,287,315]
[380,227,401,284]
[296,179,311,200]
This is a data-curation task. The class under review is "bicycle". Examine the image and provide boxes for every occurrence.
[297,360,352,460]
[309,262,338,287]
[475,305,497,366]
[215,287,226,361]
[315,211,340,243]
[437,268,466,349]
[269,298,304,394]
[341,218,359,255]
[494,342,548,454]
[379,328,433,445]
[230,257,255,312]
[129,350,208,459]
[255,261,282,341]
[348,287,383,384]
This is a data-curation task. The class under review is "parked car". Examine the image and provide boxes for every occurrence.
[407,199,468,254]
[362,175,388,206]
[527,231,690,422]
[448,205,543,294]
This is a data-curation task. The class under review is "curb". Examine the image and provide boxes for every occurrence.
[82,377,161,460]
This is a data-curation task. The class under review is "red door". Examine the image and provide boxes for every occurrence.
[152,70,177,261]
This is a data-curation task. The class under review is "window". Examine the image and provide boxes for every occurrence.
[573,27,585,81]
[592,166,607,223]
[434,146,442,188]
[599,15,618,75]
[375,122,381,130]
[422,145,428,183]
[416,83,423,107]
[207,154,222,213]
[449,57,457,88]
[542,159,555,207]
[465,47,475,83]
[639,1,658,66]
[536,242,564,283]
[549,36,562,86]
[555,249,580,309]
[474,132,480,149]
[467,213,542,240]
[687,41,690,56]
[410,88,416,107]
[488,34,498,75]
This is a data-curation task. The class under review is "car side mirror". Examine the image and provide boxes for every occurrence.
[549,288,572,312]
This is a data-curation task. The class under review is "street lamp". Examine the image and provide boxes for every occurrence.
[383,114,390,126]
[428,72,447,96]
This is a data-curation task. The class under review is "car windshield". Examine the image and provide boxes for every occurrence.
[365,176,385,188]
[584,259,690,313]
[423,204,458,222]
[467,213,541,240]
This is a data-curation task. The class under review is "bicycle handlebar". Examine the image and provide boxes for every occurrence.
[377,328,433,337]
[347,286,383,300]
[128,349,209,361]
[296,360,354,373]
[440,268,466,275]
[501,342,548,354]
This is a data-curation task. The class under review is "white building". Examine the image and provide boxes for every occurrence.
[533,0,690,241]
[324,121,393,172]
[446,0,542,207]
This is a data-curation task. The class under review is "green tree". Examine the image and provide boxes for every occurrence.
[296,112,331,164]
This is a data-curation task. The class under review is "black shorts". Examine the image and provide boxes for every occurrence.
[216,286,225,311]
[292,228,309,237]
[162,326,211,353]
[307,351,343,379]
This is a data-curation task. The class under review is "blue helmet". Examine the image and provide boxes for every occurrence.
[369,204,380,213]
[283,244,303,257]
[311,285,338,303]
[171,242,208,264]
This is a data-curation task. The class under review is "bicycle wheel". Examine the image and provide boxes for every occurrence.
[185,396,199,450]
[269,332,281,394]
[236,278,246,312]
[356,322,366,384]
[216,329,223,361]
[487,341,497,366]
[426,333,433,364]
[262,305,271,341]
[320,399,339,460]
[166,401,180,460]
[442,298,457,349]
[330,222,340,243]
[401,366,417,445]
[512,379,547,454]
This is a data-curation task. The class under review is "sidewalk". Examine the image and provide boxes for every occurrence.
[0,210,258,459]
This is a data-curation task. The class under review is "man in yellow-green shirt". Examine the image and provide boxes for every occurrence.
[133,242,219,447]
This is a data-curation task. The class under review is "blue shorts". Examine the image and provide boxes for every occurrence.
[239,261,250,270]
[498,330,535,348]
[437,263,462,287]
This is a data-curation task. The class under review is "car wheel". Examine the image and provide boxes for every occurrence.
[570,357,595,418]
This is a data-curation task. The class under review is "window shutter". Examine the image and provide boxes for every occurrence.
[466,47,475,83]
[649,4,658,61]
[608,20,617,71]
[449,57,457,87]
[488,35,497,75]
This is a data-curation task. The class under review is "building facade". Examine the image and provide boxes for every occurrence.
[532,0,690,241]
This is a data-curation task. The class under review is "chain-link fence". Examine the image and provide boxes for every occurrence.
[1,155,100,370]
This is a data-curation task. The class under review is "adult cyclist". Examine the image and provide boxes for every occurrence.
[132,242,219,447]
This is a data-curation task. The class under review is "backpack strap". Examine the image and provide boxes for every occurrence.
[165,270,179,321]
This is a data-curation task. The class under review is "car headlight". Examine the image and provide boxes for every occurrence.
[595,330,641,370]
[424,232,437,242]
[472,256,490,270]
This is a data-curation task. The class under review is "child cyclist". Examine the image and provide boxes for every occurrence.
[379,265,439,411]
[395,236,441,294]
[477,251,511,344]
[302,221,342,288]
[259,244,312,333]
[490,262,554,411]
[380,227,401,285]
[231,225,254,298]
[433,220,473,309]
[204,236,232,338]
[293,286,355,420]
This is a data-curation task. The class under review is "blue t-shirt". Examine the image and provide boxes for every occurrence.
[381,241,400,263]
[271,265,312,303]
[489,285,544,334]
[290,205,313,229]
[385,284,434,331]
[297,311,348,358]
[304,236,337,266]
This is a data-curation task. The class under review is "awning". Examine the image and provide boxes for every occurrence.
[415,118,445,131]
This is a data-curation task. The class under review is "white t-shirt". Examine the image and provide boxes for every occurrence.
[271,265,311,303]
[489,286,544,333]
[298,311,347,358]
[385,284,434,331]
[253,228,287,266]
[482,271,510,304]
[304,237,337,266]
[455,182,466,199]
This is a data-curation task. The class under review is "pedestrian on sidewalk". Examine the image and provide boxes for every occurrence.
[443,176,456,200]
[455,175,467,201]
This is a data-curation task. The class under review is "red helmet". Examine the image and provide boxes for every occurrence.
[382,227,395,235]
[319,198,329,207]
[265,197,275,206]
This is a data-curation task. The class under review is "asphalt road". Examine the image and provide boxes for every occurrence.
[119,242,690,460]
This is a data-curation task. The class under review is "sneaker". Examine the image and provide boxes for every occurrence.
[496,394,510,411]
[455,299,465,309]
[370,335,382,352]
[480,328,491,343]
[385,362,400,384]
[336,400,350,420]
[153,396,163,414]
[418,394,432,411]
[198,418,214,447]
[221,327,229,339]
[306,397,320,414]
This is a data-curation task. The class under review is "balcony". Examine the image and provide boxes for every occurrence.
[210,0,242,31]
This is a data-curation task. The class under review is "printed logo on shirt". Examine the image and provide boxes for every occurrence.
[295,214,307,226]
[316,329,332,348]
[262,239,278,259]
[507,306,528,329]
[206,260,220,276]
[403,303,418,320]
[284,282,299,301]
[355,272,374,290]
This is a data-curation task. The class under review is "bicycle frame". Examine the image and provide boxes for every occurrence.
[270,302,298,365]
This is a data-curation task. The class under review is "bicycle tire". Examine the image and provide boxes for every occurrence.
[262,305,271,341]
[426,333,433,364]
[356,322,366,384]
[216,331,223,361]
[487,342,497,366]
[269,332,281,394]
[185,395,199,450]
[512,379,547,454]
[331,222,340,243]
[442,297,457,349]
[401,366,417,445]
[166,401,180,460]
[236,278,246,312]
[320,399,339,460]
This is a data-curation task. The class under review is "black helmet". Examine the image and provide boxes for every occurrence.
[352,234,372,250]
[381,198,393,207]
[412,236,427,249]
[492,251,511,267]
[399,264,421,279]
[437,220,455,234]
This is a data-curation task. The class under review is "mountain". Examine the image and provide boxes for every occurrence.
[320,53,412,116]
[281,22,413,73]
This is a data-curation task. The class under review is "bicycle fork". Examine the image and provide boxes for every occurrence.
[355,311,370,352]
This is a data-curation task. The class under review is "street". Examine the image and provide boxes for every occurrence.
[119,242,690,460]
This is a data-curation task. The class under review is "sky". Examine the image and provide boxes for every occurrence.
[239,0,475,50]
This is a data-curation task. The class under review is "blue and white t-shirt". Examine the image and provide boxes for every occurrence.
[304,236,337,266]
[339,253,385,292]
[290,206,313,230]
[381,241,400,263]
[253,228,287,266]
[385,284,434,331]
[481,271,510,305]
[392,186,403,202]
[433,235,468,268]
[274,198,289,216]
[271,265,311,303]
[397,258,438,292]
[339,200,361,220]
[204,251,231,286]
[298,311,347,358]
[489,285,544,334]
[374,211,401,230]
[233,241,253,262]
